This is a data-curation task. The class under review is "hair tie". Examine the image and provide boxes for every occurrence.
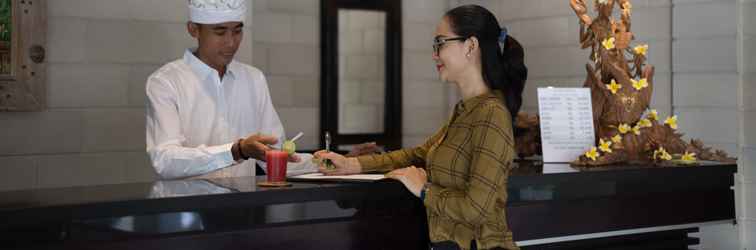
[498,27,508,43]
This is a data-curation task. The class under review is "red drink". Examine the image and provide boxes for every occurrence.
[265,150,288,183]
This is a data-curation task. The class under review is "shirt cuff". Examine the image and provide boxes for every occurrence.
[205,142,235,166]
[422,183,440,209]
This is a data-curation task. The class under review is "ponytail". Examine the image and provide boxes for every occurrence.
[499,35,527,121]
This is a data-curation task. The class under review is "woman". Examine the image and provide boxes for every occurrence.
[315,5,526,250]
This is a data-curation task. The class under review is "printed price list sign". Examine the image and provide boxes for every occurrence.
[537,88,595,162]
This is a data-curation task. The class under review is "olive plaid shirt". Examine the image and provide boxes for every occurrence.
[357,91,519,250]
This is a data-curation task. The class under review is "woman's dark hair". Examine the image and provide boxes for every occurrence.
[445,5,527,124]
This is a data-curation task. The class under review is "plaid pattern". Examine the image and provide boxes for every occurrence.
[358,91,519,250]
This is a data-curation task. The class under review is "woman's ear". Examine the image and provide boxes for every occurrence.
[466,36,479,57]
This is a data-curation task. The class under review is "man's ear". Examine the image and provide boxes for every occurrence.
[187,22,200,38]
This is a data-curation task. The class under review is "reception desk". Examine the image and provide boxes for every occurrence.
[0,161,736,249]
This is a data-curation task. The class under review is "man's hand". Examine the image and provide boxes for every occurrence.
[238,134,278,161]
[345,142,382,157]
[287,153,301,163]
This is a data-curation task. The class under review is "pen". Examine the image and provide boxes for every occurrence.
[325,131,334,169]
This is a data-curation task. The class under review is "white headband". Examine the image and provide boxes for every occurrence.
[189,0,247,24]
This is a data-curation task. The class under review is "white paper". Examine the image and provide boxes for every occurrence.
[537,87,595,162]
[285,153,319,177]
[289,173,387,181]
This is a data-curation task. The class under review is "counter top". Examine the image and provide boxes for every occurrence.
[0,160,737,249]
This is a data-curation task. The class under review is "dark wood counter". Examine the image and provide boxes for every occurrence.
[0,161,736,250]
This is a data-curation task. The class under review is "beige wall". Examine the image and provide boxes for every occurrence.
[673,1,742,249]
[401,0,451,146]
[252,0,320,149]
[739,0,756,248]
[0,0,232,190]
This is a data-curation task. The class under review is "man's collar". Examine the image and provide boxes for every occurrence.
[183,48,237,81]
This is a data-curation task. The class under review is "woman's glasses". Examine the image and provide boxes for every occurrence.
[433,36,467,54]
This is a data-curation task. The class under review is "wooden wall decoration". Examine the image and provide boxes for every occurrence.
[514,0,736,166]
[0,0,46,111]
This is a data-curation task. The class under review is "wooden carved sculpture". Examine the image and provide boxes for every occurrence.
[570,0,737,165]
[515,0,736,166]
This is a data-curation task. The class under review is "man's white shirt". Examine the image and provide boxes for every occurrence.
[145,49,285,179]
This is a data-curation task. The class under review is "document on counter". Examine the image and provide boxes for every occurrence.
[537,87,596,163]
[288,173,387,182]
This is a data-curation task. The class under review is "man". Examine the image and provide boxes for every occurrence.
[146,0,380,180]
[146,0,295,179]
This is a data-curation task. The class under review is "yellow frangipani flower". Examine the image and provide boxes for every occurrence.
[602,37,615,50]
[633,44,648,56]
[639,78,648,88]
[611,134,623,144]
[631,78,648,91]
[632,124,641,135]
[631,79,641,90]
[638,118,652,128]
[664,115,678,129]
[681,151,697,163]
[599,139,613,153]
[647,109,658,120]
[618,123,631,134]
[653,147,661,159]
[654,147,672,161]
[606,79,622,94]
[585,147,599,161]
[660,150,672,161]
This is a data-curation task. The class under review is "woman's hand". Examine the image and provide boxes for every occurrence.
[385,166,428,198]
[314,150,362,175]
